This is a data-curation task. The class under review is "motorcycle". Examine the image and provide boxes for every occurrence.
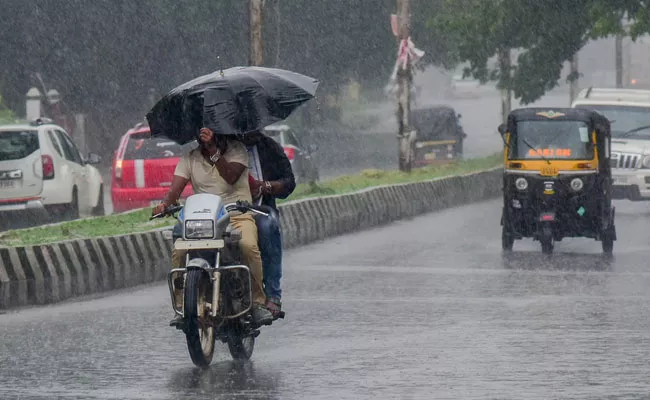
[151,193,284,367]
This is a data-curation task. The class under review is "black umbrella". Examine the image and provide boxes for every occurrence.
[146,66,319,145]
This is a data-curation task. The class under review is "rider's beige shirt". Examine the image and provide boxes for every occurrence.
[174,139,252,206]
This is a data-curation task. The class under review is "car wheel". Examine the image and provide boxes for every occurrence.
[64,188,80,221]
[92,185,105,217]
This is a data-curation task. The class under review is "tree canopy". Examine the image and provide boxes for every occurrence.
[429,0,594,104]
[0,0,450,142]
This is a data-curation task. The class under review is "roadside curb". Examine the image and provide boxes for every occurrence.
[0,167,502,310]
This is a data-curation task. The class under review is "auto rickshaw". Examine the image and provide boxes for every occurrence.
[409,106,467,167]
[498,108,616,254]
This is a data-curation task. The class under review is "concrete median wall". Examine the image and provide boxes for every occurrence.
[0,167,502,310]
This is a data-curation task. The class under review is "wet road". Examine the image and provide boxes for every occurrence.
[2,198,650,399]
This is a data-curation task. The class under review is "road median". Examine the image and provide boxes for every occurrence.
[0,154,502,309]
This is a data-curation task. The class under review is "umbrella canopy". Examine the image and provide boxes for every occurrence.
[146,66,319,145]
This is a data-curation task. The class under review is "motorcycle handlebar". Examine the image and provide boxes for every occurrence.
[149,204,183,220]
[225,201,270,217]
[150,201,270,221]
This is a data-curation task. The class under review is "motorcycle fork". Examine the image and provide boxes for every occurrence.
[167,268,186,317]
[167,251,222,318]
[211,252,221,318]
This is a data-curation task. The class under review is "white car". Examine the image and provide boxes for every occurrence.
[0,118,104,222]
[572,87,650,200]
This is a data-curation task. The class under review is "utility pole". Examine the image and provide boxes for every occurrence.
[249,0,264,66]
[396,0,413,172]
[497,47,512,125]
[615,33,623,88]
[569,54,579,105]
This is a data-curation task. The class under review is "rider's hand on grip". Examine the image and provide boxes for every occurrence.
[152,202,168,216]
[235,200,251,212]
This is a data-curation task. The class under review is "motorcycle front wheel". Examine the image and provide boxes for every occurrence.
[184,268,216,367]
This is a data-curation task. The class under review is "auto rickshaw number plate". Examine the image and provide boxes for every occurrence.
[539,212,556,222]
[540,166,559,176]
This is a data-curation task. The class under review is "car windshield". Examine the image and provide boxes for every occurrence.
[412,110,458,140]
[0,130,40,161]
[123,133,185,160]
[574,104,650,137]
[509,120,594,160]
[616,126,650,139]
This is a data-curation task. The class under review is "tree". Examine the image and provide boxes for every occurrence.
[428,0,593,110]
[0,0,450,151]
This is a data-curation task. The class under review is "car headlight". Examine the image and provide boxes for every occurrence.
[570,177,584,191]
[642,155,650,168]
[515,177,528,190]
[184,220,214,239]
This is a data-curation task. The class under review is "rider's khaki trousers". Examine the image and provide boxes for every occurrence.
[171,213,267,306]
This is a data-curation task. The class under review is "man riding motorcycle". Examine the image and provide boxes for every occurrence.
[240,131,296,318]
[152,127,273,326]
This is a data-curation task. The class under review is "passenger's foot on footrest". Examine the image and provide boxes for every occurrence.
[252,305,273,326]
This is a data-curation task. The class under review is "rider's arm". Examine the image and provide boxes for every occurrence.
[212,140,247,185]
[262,138,296,199]
[161,155,191,206]
[162,175,190,205]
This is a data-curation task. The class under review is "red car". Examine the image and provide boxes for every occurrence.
[111,123,193,213]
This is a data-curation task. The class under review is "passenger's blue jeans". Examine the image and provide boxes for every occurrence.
[255,209,283,300]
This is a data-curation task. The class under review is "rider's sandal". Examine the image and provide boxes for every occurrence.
[266,298,282,320]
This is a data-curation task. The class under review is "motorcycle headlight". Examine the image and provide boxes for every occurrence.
[642,155,650,168]
[515,177,528,190]
[184,220,214,239]
[570,177,584,191]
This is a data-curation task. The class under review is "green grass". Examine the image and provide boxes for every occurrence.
[0,211,172,248]
[279,152,502,203]
[0,153,501,247]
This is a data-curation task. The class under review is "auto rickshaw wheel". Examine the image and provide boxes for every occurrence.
[501,226,514,251]
[602,234,614,254]
[540,225,554,254]
[601,205,615,254]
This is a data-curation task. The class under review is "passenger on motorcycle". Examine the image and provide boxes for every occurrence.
[240,131,296,319]
[152,127,273,326]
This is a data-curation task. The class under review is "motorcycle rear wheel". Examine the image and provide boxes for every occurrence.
[227,329,255,360]
[184,268,216,367]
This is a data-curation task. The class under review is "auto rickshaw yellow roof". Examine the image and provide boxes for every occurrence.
[507,107,611,133]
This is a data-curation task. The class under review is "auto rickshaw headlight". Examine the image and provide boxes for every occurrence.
[642,155,650,168]
[515,177,528,190]
[570,177,584,191]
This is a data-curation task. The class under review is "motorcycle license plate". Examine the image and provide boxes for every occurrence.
[539,212,556,222]
[174,239,224,250]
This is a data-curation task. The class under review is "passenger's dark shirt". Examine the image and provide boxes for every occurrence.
[251,135,296,210]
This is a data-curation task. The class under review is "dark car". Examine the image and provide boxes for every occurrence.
[263,124,319,184]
